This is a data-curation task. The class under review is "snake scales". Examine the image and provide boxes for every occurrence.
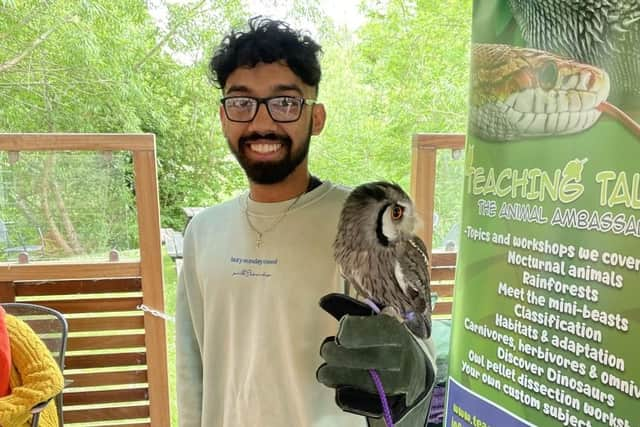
[471,1,640,142]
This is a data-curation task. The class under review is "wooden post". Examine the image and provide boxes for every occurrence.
[411,139,437,256]
[410,133,466,258]
[133,138,170,426]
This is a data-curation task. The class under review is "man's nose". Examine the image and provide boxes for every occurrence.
[248,102,277,132]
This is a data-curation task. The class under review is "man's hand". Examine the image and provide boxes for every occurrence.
[316,293,435,423]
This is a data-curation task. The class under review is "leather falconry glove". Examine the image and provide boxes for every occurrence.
[316,293,435,425]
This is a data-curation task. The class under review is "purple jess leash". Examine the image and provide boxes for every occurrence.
[363,298,394,427]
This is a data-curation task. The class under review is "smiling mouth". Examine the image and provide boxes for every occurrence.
[248,143,282,154]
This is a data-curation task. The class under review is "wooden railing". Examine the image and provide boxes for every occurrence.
[0,134,169,427]
[410,133,465,319]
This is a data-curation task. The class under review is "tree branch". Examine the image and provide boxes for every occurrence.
[133,0,207,71]
[0,13,76,74]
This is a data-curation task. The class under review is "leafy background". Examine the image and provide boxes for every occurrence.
[0,0,473,424]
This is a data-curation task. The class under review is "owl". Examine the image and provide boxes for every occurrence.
[334,181,432,338]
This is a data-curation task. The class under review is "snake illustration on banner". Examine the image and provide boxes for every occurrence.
[508,0,640,110]
[470,0,640,142]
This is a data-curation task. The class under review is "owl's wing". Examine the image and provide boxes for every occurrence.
[393,236,432,338]
[338,260,371,301]
[395,237,431,312]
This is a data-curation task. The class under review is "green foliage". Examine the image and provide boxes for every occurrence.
[0,1,251,233]
[0,150,137,261]
[1,1,472,243]
[162,248,178,426]
[315,0,472,245]
[2,1,474,423]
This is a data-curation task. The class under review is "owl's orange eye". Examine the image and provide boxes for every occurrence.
[391,205,404,220]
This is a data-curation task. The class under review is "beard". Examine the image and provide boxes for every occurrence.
[227,126,312,184]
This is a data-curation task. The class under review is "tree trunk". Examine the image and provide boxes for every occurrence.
[41,155,73,255]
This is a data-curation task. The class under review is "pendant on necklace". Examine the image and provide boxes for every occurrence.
[256,233,263,248]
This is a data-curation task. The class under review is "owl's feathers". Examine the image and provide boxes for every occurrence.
[334,181,432,338]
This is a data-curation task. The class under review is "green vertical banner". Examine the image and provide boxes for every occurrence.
[446,1,640,427]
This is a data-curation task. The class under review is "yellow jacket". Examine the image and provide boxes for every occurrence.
[0,314,64,427]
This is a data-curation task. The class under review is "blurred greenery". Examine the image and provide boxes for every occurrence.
[1,0,473,424]
[0,0,471,247]
[0,151,137,262]
[162,248,178,427]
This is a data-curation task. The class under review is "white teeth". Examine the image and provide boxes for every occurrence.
[250,143,281,153]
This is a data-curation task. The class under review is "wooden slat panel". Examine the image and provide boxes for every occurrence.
[65,370,148,388]
[433,301,453,316]
[15,278,142,296]
[63,388,148,405]
[65,352,147,369]
[67,315,144,332]
[431,266,455,281]
[0,133,155,152]
[63,404,150,423]
[36,297,142,314]
[68,334,145,351]
[0,282,16,302]
[0,262,141,281]
[432,284,454,298]
[432,251,457,266]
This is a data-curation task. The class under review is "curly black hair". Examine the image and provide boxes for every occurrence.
[209,16,322,92]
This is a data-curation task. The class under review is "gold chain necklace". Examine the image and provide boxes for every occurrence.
[243,192,304,248]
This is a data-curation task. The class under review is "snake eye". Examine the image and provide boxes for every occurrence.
[538,60,558,90]
[391,205,404,220]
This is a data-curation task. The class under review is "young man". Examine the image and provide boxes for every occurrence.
[176,17,436,427]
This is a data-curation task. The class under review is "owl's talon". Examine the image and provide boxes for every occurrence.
[381,306,403,322]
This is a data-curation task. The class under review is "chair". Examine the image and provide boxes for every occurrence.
[1,303,68,427]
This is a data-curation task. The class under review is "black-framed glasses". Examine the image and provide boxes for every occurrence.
[221,96,317,123]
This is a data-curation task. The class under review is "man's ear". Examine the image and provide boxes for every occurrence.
[311,103,326,136]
